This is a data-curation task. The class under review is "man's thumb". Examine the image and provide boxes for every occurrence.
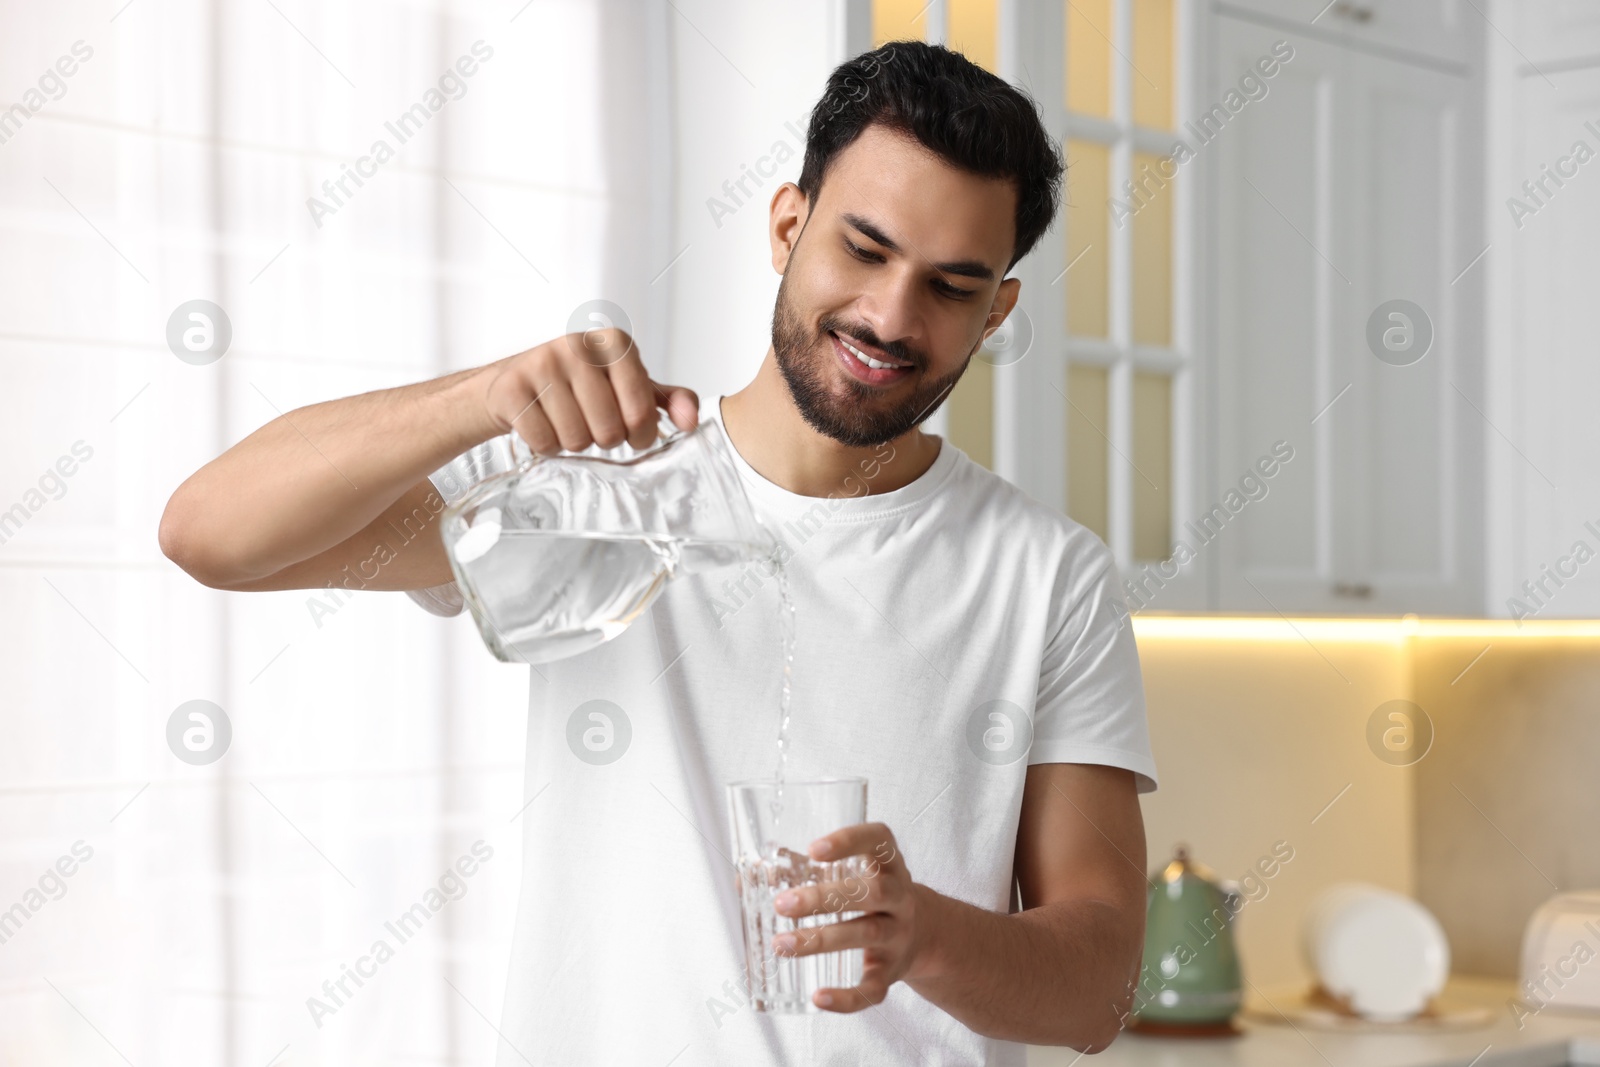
[653,383,700,432]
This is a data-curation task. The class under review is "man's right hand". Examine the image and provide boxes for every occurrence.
[483,328,699,455]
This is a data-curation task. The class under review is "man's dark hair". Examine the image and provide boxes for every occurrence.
[798,40,1065,273]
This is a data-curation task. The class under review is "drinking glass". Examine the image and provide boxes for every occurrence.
[725,777,870,1013]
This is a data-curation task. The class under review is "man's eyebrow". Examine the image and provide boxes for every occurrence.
[841,212,997,282]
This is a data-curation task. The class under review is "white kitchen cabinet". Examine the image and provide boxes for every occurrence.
[1484,2,1600,619]
[1206,10,1486,614]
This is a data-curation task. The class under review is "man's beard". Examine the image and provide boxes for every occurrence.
[770,272,969,448]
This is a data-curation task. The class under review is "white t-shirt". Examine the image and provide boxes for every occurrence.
[407,395,1157,1066]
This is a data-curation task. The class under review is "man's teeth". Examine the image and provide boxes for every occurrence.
[839,335,904,371]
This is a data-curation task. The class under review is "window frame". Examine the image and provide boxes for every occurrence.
[844,0,1207,605]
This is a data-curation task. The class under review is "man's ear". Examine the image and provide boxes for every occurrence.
[769,182,809,275]
[980,277,1024,344]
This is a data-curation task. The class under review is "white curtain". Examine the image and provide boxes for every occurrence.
[0,0,672,1062]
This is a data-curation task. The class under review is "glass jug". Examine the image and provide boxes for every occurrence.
[440,414,777,664]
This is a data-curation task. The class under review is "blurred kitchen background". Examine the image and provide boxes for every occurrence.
[4,0,1600,1063]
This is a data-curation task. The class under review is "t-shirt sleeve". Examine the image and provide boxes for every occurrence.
[403,432,530,618]
[1027,542,1159,793]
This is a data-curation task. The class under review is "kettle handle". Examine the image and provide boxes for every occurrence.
[1219,879,1245,918]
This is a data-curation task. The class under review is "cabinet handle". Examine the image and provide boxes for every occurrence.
[1331,2,1374,22]
[1332,582,1374,598]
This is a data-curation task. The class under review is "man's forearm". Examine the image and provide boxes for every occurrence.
[905,885,1141,1049]
[161,361,504,584]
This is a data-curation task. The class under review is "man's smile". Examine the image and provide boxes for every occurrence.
[828,329,915,386]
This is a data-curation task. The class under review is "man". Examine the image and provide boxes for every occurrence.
[161,40,1157,1066]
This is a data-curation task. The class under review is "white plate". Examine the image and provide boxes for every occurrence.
[1302,882,1451,1021]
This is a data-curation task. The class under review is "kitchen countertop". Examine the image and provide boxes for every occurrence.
[1026,978,1600,1067]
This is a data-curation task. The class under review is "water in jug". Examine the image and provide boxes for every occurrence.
[441,413,778,665]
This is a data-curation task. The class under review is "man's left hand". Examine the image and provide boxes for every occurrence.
[770,821,936,1012]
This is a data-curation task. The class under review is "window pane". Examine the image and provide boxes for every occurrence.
[1132,0,1175,129]
[1065,0,1113,118]
[1066,363,1109,542]
[948,359,994,469]
[1131,150,1173,346]
[873,0,930,45]
[947,0,998,72]
[1065,140,1110,338]
[1132,371,1172,560]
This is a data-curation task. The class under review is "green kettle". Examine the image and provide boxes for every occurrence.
[1132,845,1243,1035]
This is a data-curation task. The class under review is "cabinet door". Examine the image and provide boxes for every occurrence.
[1497,64,1600,617]
[1337,39,1484,615]
[1209,15,1483,613]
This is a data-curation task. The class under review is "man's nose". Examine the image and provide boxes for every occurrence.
[854,271,923,357]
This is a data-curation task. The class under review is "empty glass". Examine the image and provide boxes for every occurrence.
[441,414,776,664]
[726,777,870,1013]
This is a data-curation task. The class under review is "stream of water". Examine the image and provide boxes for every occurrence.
[769,553,796,844]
